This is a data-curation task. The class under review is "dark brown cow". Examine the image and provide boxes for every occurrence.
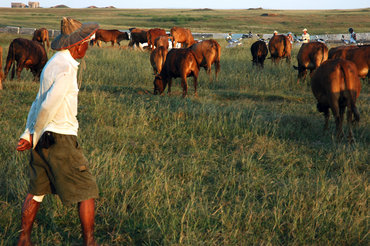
[189,39,221,81]
[250,40,268,68]
[153,48,199,97]
[154,35,170,50]
[128,28,148,50]
[268,34,292,63]
[170,27,196,48]
[328,45,369,79]
[4,38,48,81]
[147,28,167,50]
[92,29,129,47]
[293,42,328,82]
[0,46,3,90]
[32,28,50,52]
[150,46,168,75]
[311,59,361,141]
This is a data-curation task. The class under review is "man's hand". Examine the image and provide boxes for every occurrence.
[17,134,33,151]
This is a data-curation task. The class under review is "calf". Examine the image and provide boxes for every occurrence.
[32,28,50,52]
[150,46,168,75]
[92,29,129,47]
[250,40,268,68]
[328,45,369,79]
[268,34,292,63]
[170,27,196,48]
[293,42,328,82]
[128,28,148,50]
[311,59,361,141]
[189,39,221,81]
[153,49,199,97]
[4,38,48,81]
[147,28,167,50]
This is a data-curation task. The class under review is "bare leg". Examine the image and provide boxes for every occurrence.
[78,198,98,246]
[18,194,40,246]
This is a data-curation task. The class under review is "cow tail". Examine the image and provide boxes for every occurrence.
[340,62,360,123]
[4,41,15,80]
[214,40,221,75]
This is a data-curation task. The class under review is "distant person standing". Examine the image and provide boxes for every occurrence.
[301,28,310,43]
[273,30,278,36]
[349,27,357,44]
[287,32,294,44]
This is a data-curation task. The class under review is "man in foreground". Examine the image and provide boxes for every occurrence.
[16,17,99,246]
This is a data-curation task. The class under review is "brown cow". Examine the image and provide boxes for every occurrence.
[92,29,129,47]
[328,45,358,59]
[154,35,170,50]
[268,34,292,63]
[4,38,48,81]
[311,59,361,141]
[250,40,268,68]
[32,28,50,52]
[153,48,199,97]
[129,28,148,50]
[147,28,167,50]
[189,39,221,81]
[328,45,369,79]
[0,46,3,90]
[150,46,168,75]
[170,27,196,48]
[293,42,328,82]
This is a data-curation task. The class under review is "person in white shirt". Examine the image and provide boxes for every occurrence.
[301,28,310,43]
[16,17,99,246]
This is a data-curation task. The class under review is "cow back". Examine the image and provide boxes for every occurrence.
[268,35,291,58]
[297,42,328,69]
[162,48,198,78]
[190,39,221,66]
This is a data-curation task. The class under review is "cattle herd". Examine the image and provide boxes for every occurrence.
[0,26,368,142]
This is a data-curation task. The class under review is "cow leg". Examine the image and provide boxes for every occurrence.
[346,103,354,142]
[167,78,172,95]
[193,76,198,97]
[181,77,188,98]
[330,100,343,139]
[111,41,115,47]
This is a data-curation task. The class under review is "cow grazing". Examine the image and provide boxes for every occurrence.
[328,45,369,79]
[170,27,196,48]
[154,35,170,50]
[189,39,221,81]
[150,46,168,75]
[268,34,292,63]
[153,48,199,97]
[0,46,3,90]
[32,28,50,52]
[92,29,129,47]
[4,38,48,81]
[129,28,148,50]
[147,28,167,50]
[250,40,268,68]
[311,59,361,141]
[293,42,328,82]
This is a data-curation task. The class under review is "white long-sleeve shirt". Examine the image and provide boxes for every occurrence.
[20,49,80,148]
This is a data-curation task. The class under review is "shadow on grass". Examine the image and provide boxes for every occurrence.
[214,90,304,103]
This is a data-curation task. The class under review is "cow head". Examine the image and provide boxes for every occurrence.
[153,74,166,95]
[117,32,129,43]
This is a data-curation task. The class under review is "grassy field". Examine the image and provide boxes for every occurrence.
[0,7,369,34]
[0,14,369,246]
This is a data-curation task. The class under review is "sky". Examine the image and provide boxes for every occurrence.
[0,0,369,10]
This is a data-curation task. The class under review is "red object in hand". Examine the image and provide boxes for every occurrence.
[17,134,33,151]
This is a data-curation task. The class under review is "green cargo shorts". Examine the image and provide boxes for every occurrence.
[29,132,99,206]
